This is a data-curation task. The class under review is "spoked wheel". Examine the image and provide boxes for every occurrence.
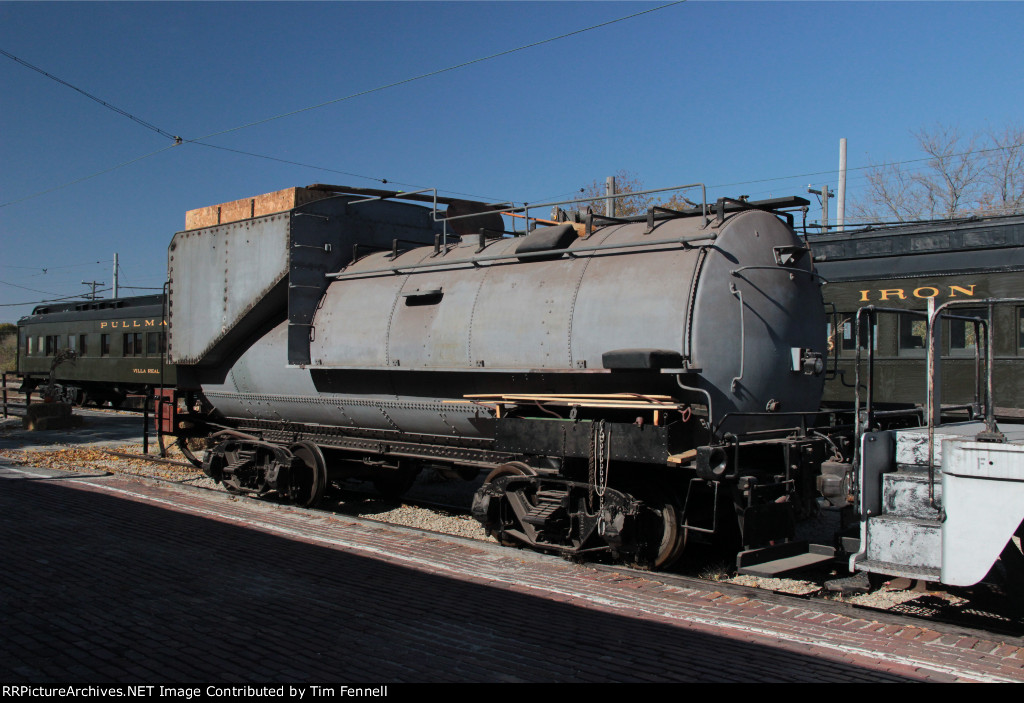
[287,441,327,508]
[636,493,687,571]
[482,462,538,547]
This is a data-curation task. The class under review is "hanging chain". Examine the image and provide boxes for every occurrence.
[589,420,612,511]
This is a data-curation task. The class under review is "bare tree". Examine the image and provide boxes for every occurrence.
[573,170,651,217]
[853,123,1024,223]
[0,324,16,374]
[982,124,1024,215]
[914,125,984,218]
[858,161,925,222]
[570,171,707,219]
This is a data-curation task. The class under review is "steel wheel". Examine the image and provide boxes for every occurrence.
[288,441,327,508]
[636,493,687,571]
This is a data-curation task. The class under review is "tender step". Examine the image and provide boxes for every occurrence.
[882,469,943,520]
[866,513,941,571]
[856,558,940,583]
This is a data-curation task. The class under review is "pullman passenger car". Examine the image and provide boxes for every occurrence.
[17,294,175,406]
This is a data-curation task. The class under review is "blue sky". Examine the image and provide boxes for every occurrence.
[2,1,1022,321]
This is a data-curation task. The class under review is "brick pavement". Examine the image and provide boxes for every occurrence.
[1,461,1023,683]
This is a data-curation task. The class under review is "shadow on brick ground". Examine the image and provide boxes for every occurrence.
[0,475,917,683]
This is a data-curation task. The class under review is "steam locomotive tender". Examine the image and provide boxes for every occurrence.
[170,185,830,569]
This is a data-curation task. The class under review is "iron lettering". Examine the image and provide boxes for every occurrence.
[857,283,976,302]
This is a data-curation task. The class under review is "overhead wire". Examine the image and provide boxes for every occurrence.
[190,142,389,186]
[0,279,70,297]
[3,2,1020,231]
[0,2,687,209]
[1,259,109,272]
[1,258,113,307]
[707,140,1024,193]
[0,288,112,307]
[0,48,181,143]
[192,142,514,203]
[189,1,688,143]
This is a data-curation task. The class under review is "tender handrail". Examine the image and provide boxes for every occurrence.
[325,231,719,281]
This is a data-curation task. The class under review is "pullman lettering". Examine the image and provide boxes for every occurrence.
[100,318,166,329]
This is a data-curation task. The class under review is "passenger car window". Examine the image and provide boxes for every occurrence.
[898,314,928,356]
[949,307,987,356]
[1018,308,1024,353]
[124,332,143,357]
[838,316,877,352]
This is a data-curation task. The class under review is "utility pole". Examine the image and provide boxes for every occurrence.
[605,175,616,217]
[807,185,834,232]
[113,253,119,298]
[81,280,104,300]
[837,138,847,232]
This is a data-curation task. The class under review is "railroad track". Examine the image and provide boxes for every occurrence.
[102,448,197,469]
[1,401,147,419]
[1,386,152,418]
[324,483,475,516]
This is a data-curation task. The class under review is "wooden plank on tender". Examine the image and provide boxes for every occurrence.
[220,197,254,223]
[460,397,679,411]
[667,449,697,464]
[470,394,680,408]
[514,401,680,411]
[184,186,333,230]
[254,186,330,217]
[184,204,221,230]
[464,392,673,400]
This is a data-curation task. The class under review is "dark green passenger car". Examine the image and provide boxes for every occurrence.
[810,214,1024,420]
[17,294,176,406]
